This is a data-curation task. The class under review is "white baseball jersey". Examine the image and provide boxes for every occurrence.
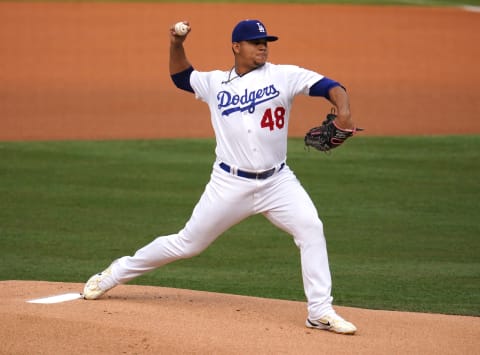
[191,63,324,171]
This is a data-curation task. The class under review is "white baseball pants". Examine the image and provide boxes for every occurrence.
[111,162,334,319]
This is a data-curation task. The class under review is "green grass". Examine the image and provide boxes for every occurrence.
[0,136,479,316]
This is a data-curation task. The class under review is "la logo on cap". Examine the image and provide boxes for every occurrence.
[256,22,266,33]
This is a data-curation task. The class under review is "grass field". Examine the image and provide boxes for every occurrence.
[1,136,478,316]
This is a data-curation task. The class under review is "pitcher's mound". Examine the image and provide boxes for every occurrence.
[1,280,478,354]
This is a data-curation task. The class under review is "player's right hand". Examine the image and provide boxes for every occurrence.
[169,21,191,44]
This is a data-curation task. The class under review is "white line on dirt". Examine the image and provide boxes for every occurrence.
[27,293,83,304]
[462,5,480,12]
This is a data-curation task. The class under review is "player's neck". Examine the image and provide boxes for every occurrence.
[234,63,265,76]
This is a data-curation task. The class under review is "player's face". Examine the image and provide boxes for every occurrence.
[234,39,269,71]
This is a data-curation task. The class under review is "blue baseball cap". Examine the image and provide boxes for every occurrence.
[232,19,278,43]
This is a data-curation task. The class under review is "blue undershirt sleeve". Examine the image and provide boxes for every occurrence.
[309,77,343,100]
[171,66,194,93]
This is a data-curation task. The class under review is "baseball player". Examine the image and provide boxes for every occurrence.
[83,19,358,335]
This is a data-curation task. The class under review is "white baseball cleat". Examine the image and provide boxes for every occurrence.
[83,265,118,300]
[306,312,357,335]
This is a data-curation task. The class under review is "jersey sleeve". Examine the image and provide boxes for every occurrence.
[190,70,212,102]
[281,65,325,97]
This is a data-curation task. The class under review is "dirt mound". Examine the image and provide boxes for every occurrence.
[1,280,478,354]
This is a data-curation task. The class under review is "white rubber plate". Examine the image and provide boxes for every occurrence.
[27,293,83,304]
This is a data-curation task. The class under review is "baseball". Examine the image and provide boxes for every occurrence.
[174,22,189,36]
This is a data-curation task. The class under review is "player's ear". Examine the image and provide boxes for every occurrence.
[232,42,240,54]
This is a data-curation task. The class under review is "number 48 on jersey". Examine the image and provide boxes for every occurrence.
[261,107,286,131]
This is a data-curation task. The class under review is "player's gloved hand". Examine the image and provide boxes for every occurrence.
[304,109,363,152]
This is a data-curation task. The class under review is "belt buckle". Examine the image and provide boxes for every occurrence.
[257,167,274,180]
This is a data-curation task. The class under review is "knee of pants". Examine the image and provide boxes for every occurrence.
[175,235,212,259]
[292,218,325,247]
[181,244,205,258]
[295,214,323,233]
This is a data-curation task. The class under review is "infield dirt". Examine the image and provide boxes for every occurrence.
[0,3,479,354]
[2,281,479,354]
[1,3,479,141]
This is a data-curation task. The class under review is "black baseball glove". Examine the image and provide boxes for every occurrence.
[304,109,363,152]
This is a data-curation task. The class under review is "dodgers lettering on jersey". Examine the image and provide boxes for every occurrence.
[217,85,280,116]
[190,63,323,171]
